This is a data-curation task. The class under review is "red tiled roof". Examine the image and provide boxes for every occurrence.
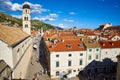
[49,39,86,52]
[98,41,120,48]
[31,30,37,36]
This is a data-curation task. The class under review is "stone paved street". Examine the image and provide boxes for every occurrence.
[25,49,51,80]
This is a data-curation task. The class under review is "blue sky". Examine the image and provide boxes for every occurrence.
[0,0,120,29]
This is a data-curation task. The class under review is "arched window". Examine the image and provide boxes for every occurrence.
[26,10,27,13]
[26,17,28,21]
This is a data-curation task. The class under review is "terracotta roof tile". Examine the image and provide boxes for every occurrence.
[98,40,120,48]
[49,39,86,52]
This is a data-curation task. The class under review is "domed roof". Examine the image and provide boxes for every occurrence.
[23,4,30,9]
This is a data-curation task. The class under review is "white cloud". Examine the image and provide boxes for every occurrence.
[25,2,49,13]
[57,24,68,28]
[11,3,22,11]
[69,12,76,15]
[33,13,58,21]
[0,0,49,13]
[63,19,74,22]
[32,16,39,20]
[11,14,21,19]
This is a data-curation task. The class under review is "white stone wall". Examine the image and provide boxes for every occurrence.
[12,37,32,79]
[86,48,101,65]
[0,40,13,68]
[50,51,86,78]
[0,36,32,79]
[87,35,96,39]
[101,48,120,62]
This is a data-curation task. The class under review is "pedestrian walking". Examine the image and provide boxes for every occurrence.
[42,69,44,74]
[41,70,43,75]
[36,72,39,77]
[37,72,40,76]
[45,69,47,74]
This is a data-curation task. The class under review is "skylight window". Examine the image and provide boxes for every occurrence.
[109,42,114,46]
[67,44,72,48]
[78,44,83,48]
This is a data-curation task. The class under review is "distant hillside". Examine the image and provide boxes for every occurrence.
[95,25,120,31]
[55,26,64,30]
[0,12,55,31]
[0,12,22,26]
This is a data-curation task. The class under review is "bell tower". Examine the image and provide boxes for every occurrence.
[22,3,31,35]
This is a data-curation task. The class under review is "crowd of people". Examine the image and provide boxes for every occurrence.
[33,69,48,80]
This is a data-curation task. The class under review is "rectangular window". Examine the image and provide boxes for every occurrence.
[68,54,72,57]
[56,54,59,57]
[73,70,76,72]
[68,61,72,66]
[56,61,59,67]
[89,49,92,52]
[96,49,99,51]
[80,59,82,65]
[96,55,98,59]
[24,17,26,21]
[106,52,107,54]
[80,53,83,56]
[88,55,91,60]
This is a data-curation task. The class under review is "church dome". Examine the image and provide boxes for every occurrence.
[23,4,30,9]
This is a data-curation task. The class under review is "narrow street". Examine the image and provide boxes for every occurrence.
[25,35,79,80]
[25,34,51,80]
[25,49,51,80]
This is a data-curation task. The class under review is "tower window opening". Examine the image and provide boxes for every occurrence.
[25,24,28,28]
[26,10,27,13]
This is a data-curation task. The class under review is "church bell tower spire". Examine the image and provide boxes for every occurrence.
[22,3,31,35]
